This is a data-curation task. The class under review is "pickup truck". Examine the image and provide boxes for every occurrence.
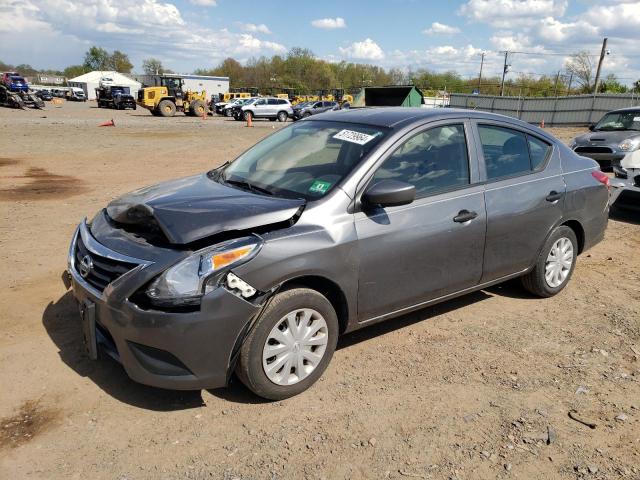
[96,86,136,110]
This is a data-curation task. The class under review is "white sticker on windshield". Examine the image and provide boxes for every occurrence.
[634,117,640,122]
[333,129,376,145]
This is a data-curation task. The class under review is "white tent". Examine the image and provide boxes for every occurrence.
[67,71,141,100]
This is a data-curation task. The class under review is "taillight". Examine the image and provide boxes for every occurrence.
[591,170,610,188]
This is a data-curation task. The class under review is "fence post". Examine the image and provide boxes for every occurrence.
[550,95,559,126]
[490,96,496,114]
[588,94,597,125]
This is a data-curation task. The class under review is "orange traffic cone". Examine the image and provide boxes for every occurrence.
[246,114,253,128]
[539,118,545,128]
[99,119,115,127]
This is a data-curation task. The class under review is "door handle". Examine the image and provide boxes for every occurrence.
[453,210,478,223]
[546,191,563,202]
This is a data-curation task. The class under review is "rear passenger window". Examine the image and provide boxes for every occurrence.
[528,135,551,169]
[372,124,469,198]
[268,99,278,105]
[478,125,551,179]
[278,99,288,105]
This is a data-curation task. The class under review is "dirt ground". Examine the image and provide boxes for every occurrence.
[0,101,638,480]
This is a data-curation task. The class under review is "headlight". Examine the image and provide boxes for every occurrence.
[146,236,262,306]
[619,139,640,152]
[569,140,577,149]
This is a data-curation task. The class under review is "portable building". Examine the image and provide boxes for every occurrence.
[67,71,141,100]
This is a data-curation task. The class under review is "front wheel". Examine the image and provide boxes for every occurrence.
[521,226,578,297]
[237,288,338,400]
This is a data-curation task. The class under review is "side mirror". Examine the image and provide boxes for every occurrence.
[588,124,596,131]
[362,180,416,208]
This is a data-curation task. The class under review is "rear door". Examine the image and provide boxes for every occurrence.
[473,121,565,282]
[355,120,486,322]
[267,98,280,116]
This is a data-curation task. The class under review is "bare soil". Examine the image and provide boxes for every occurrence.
[0,102,638,479]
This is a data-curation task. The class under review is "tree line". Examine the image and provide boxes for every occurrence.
[2,46,638,97]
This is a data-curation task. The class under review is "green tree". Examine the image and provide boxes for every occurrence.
[63,65,87,79]
[142,58,166,75]
[599,74,628,93]
[83,46,111,70]
[109,50,133,73]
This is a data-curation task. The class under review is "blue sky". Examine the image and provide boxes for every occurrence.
[2,0,639,83]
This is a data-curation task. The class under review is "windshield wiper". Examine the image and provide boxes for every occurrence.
[224,178,274,196]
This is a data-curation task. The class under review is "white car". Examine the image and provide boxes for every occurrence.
[241,97,293,122]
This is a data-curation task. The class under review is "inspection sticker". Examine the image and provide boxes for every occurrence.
[634,117,640,122]
[333,129,376,145]
[309,180,332,194]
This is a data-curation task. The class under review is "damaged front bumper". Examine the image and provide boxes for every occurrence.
[65,222,263,390]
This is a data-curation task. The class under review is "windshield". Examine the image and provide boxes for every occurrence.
[595,111,640,131]
[214,120,388,200]
[10,76,25,82]
[294,102,309,108]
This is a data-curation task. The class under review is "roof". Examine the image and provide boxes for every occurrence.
[610,106,640,113]
[68,71,141,87]
[316,107,537,129]
[314,107,556,142]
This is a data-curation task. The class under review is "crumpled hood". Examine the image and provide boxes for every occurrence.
[574,131,640,145]
[106,173,305,245]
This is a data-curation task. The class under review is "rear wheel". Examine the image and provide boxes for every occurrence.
[158,99,176,117]
[521,226,577,297]
[237,288,338,400]
[225,109,232,117]
[277,111,288,122]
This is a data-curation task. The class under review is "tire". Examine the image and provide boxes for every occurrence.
[302,112,311,118]
[225,109,232,117]
[189,100,206,117]
[521,226,578,298]
[237,288,339,400]
[243,110,253,121]
[277,111,288,122]
[158,99,176,117]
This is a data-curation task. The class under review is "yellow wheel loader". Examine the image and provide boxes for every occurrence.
[137,76,208,117]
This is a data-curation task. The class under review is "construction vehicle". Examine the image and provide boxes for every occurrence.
[0,84,44,110]
[221,92,252,103]
[97,85,136,110]
[137,75,208,117]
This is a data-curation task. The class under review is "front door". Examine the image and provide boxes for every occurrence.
[355,122,486,322]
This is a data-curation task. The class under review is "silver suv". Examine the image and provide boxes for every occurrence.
[241,97,292,122]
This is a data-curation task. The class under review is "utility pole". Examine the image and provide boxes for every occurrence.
[477,52,485,94]
[499,51,509,96]
[593,37,608,94]
[553,71,560,97]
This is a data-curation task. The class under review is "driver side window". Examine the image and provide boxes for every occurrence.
[372,124,470,199]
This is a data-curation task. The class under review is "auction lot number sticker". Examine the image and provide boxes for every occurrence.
[334,129,376,145]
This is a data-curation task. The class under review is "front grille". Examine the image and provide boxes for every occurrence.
[574,146,614,154]
[75,235,138,292]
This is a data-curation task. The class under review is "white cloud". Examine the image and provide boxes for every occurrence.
[423,22,460,35]
[237,22,272,34]
[459,0,568,28]
[0,0,286,71]
[311,17,346,29]
[188,0,217,6]
[339,38,384,60]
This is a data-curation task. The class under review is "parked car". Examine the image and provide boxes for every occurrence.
[241,97,292,122]
[65,108,608,400]
[224,97,255,118]
[569,107,640,173]
[66,87,87,102]
[1,72,29,92]
[36,89,53,101]
[292,100,338,120]
[231,98,261,120]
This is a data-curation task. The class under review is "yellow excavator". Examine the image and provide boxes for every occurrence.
[137,76,208,117]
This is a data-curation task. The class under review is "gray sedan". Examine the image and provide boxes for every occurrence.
[66,108,609,399]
